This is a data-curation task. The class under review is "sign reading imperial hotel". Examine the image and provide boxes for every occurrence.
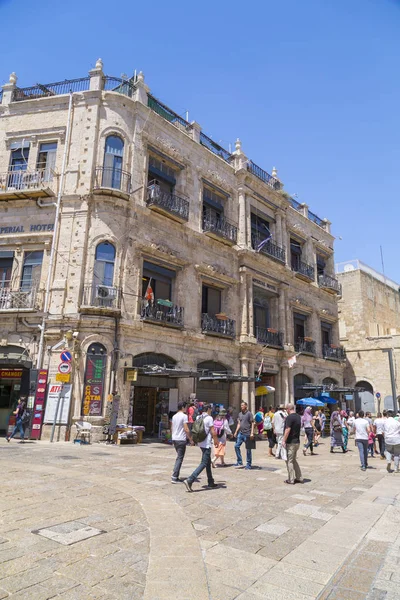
[0,60,344,440]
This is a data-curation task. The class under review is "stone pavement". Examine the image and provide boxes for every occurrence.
[1,436,400,599]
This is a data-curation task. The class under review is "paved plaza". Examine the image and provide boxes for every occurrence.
[1,437,400,600]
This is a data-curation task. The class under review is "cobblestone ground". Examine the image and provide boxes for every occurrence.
[1,436,400,599]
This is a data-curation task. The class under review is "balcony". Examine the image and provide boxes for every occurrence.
[0,169,57,200]
[255,326,284,347]
[202,313,236,338]
[140,299,184,328]
[292,257,315,282]
[80,284,121,314]
[93,167,131,199]
[146,184,189,223]
[323,345,346,361]
[203,210,238,245]
[0,283,39,311]
[318,273,342,295]
[252,234,286,263]
[295,338,316,355]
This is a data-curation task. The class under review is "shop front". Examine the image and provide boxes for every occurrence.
[196,361,230,407]
[0,345,31,434]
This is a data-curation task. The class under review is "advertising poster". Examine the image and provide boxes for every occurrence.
[30,369,48,439]
[82,353,106,416]
[44,384,72,424]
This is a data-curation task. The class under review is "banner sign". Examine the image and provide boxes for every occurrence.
[30,369,48,439]
[44,384,72,424]
[0,369,23,378]
[82,351,106,416]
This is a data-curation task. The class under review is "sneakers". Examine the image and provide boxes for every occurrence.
[387,463,392,473]
[235,464,244,469]
[207,483,218,489]
[5,437,10,443]
[361,467,366,471]
[184,479,193,493]
[245,465,252,470]
[171,477,182,484]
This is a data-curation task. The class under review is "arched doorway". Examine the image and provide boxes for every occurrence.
[294,374,311,402]
[131,353,177,433]
[322,377,338,388]
[196,361,230,408]
[0,345,31,433]
[355,381,374,413]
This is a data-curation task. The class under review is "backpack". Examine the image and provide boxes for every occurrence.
[255,411,263,424]
[191,415,207,444]
[263,415,272,431]
[213,419,225,438]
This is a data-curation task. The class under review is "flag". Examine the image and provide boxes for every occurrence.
[256,232,272,252]
[288,355,297,369]
[257,358,264,380]
[144,278,154,305]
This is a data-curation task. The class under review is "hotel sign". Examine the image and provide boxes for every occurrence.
[0,223,54,235]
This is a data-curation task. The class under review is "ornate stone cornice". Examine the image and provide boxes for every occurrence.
[195,263,238,286]
[290,297,313,314]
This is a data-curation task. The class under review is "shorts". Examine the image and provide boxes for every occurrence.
[214,442,226,457]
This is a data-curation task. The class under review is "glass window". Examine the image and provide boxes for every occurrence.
[37,142,57,182]
[251,213,270,249]
[202,285,221,316]
[103,136,124,189]
[21,251,43,290]
[321,321,332,346]
[290,239,302,269]
[10,146,29,172]
[142,261,175,302]
[0,252,14,288]
[316,254,326,276]
[294,312,306,341]
[94,242,115,287]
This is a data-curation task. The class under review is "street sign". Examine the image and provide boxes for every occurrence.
[376,392,381,399]
[58,362,72,374]
[60,350,72,362]
[56,373,71,383]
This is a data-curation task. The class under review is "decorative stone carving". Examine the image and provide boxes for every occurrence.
[206,169,229,190]
[155,136,185,161]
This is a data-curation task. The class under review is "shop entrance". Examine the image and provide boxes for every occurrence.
[196,361,230,407]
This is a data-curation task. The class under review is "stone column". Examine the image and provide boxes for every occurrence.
[134,72,149,105]
[309,311,320,355]
[238,187,247,247]
[288,368,294,402]
[275,211,282,247]
[1,72,17,104]
[247,274,254,339]
[189,121,201,144]
[89,59,104,91]
[248,360,255,413]
[274,368,281,406]
[240,358,249,404]
[239,268,248,340]
[278,286,287,343]
[281,213,288,266]
[281,365,290,404]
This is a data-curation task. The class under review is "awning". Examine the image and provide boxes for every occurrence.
[124,365,255,382]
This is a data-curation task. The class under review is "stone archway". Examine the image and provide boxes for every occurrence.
[294,373,312,401]
[355,380,374,413]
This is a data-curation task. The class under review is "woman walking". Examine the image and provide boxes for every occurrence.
[302,406,315,456]
[314,411,322,446]
[211,409,232,467]
[340,410,349,451]
[264,409,276,457]
[330,411,346,453]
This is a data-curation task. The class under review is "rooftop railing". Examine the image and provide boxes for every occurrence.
[13,77,91,101]
[148,94,190,129]
[103,76,135,98]
[247,160,282,190]
[199,132,231,162]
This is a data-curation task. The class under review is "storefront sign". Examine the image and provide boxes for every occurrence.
[125,369,138,382]
[56,373,70,383]
[253,278,277,292]
[82,349,106,416]
[0,369,22,378]
[0,223,54,236]
[30,369,48,440]
[44,384,72,424]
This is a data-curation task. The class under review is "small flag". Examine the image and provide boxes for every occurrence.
[144,278,154,305]
[288,355,297,369]
[256,233,272,252]
[257,358,264,380]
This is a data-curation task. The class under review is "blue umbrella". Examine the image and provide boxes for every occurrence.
[317,394,338,405]
[296,397,325,407]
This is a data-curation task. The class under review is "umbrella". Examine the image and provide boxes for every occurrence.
[296,397,325,407]
[255,385,275,396]
[317,394,338,405]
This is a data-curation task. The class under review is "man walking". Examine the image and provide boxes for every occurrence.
[374,411,386,460]
[234,401,255,470]
[273,405,287,460]
[6,396,27,443]
[383,410,400,473]
[282,404,303,484]
[184,404,218,492]
[353,410,371,471]
[171,401,193,484]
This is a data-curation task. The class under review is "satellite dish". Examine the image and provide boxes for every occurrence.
[344,264,355,272]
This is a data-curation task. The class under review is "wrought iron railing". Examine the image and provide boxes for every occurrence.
[291,257,315,280]
[0,169,57,193]
[81,284,121,309]
[202,314,236,338]
[255,326,284,347]
[323,345,346,360]
[13,77,90,101]
[148,95,190,129]
[251,234,286,263]
[0,282,39,310]
[103,76,135,98]
[200,132,231,163]
[318,274,342,294]
[146,184,189,221]
[308,210,325,228]
[203,209,237,244]
[94,166,131,194]
[247,160,282,190]
[295,338,316,354]
[140,299,184,326]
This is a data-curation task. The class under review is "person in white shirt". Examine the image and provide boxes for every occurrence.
[374,411,387,460]
[347,411,355,436]
[383,410,400,473]
[184,404,219,492]
[353,410,371,471]
[273,406,287,460]
[171,401,194,483]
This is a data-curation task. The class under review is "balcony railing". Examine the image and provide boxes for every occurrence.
[323,345,346,361]
[0,283,39,311]
[0,169,57,199]
[295,338,316,355]
[81,284,121,309]
[203,209,238,245]
[251,234,286,263]
[318,273,342,294]
[94,167,131,195]
[247,160,282,190]
[140,299,184,327]
[292,257,315,281]
[146,184,189,222]
[13,77,91,101]
[202,314,236,338]
[103,76,135,98]
[200,132,232,163]
[255,327,284,347]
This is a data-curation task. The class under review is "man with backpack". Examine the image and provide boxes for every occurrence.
[6,396,27,443]
[184,404,219,492]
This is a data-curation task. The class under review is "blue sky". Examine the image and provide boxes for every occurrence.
[1,0,399,279]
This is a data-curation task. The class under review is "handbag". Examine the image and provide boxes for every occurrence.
[245,437,256,450]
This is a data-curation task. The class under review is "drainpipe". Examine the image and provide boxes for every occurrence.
[37,198,57,208]
[36,92,74,369]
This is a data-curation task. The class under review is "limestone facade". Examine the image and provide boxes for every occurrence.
[337,260,400,413]
[0,61,343,439]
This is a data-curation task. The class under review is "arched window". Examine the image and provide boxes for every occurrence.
[94,242,115,288]
[103,135,124,189]
[81,343,107,416]
[355,380,375,413]
[132,353,176,369]
[294,373,312,401]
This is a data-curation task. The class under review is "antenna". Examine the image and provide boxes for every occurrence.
[380,245,387,285]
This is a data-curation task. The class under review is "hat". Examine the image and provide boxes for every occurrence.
[219,408,227,416]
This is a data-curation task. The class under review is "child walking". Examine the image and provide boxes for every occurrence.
[212,409,232,467]
[368,429,376,457]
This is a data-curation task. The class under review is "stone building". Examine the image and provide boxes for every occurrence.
[337,259,400,414]
[0,60,344,440]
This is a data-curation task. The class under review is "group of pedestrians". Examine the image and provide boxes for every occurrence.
[352,409,400,472]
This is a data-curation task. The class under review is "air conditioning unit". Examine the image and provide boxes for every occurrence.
[96,285,115,300]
